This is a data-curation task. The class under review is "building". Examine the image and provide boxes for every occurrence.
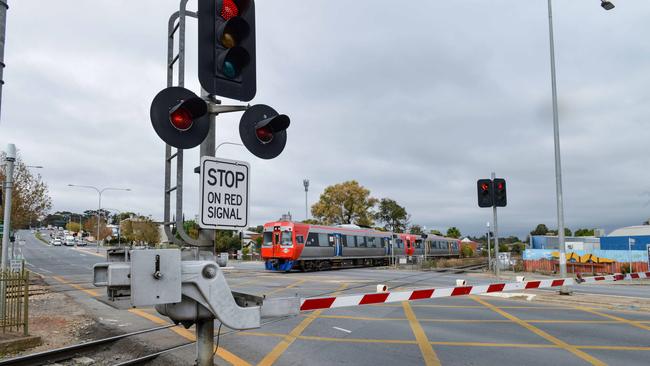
[530,236,600,251]
[599,226,650,251]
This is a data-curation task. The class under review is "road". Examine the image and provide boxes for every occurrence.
[14,230,650,366]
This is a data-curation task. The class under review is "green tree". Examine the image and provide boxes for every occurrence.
[375,198,409,233]
[574,228,595,237]
[301,219,320,224]
[66,222,82,233]
[120,215,160,245]
[446,227,461,239]
[511,243,526,255]
[311,181,377,226]
[530,224,549,236]
[460,244,474,258]
[409,224,423,235]
[0,152,52,229]
[499,243,509,253]
[429,229,443,236]
[215,230,241,252]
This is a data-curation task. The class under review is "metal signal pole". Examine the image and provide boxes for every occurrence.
[303,179,309,220]
[0,0,7,123]
[491,172,500,279]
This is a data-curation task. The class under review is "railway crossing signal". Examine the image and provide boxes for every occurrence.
[198,0,256,101]
[150,87,210,149]
[239,104,290,159]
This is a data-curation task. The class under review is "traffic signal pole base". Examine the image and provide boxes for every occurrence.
[558,285,573,295]
[196,318,214,366]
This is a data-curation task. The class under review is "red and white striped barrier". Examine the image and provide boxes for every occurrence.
[577,271,650,284]
[299,271,650,312]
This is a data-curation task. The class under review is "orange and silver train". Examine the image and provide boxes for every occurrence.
[261,221,460,271]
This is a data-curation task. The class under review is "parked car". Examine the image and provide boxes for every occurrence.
[76,239,87,246]
[64,236,76,246]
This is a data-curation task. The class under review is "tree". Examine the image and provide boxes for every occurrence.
[301,219,320,224]
[311,181,377,226]
[429,229,443,236]
[460,244,473,258]
[499,243,509,253]
[446,227,461,239]
[530,224,549,236]
[83,217,112,241]
[120,215,160,245]
[375,198,409,233]
[409,224,423,235]
[215,230,241,252]
[0,152,52,229]
[574,228,595,237]
[511,243,526,255]
[112,212,136,225]
[66,222,82,233]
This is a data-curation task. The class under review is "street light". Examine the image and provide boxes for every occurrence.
[68,184,131,252]
[545,0,613,293]
[303,179,309,221]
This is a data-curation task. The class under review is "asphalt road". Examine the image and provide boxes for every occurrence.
[15,230,650,366]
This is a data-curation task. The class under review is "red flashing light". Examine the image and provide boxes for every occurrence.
[481,183,489,191]
[221,0,239,20]
[170,107,193,131]
[497,182,504,190]
[256,126,273,143]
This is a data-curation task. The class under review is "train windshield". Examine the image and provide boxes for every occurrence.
[263,232,273,246]
[281,231,293,246]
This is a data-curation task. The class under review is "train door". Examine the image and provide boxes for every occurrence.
[334,233,343,256]
[272,228,282,257]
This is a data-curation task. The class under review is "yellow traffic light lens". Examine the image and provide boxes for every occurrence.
[221,33,236,49]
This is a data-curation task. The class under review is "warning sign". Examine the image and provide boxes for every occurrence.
[199,157,249,229]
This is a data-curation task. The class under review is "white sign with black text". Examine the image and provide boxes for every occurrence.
[199,157,249,230]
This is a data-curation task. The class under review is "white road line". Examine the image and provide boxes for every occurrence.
[78,254,86,257]
[38,268,53,274]
[332,326,352,334]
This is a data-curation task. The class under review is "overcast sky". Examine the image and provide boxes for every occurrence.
[1,0,649,238]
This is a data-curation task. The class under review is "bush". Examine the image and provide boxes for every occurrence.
[460,244,474,258]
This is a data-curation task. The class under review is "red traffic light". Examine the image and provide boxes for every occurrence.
[255,126,273,143]
[497,182,504,190]
[221,0,239,20]
[150,87,210,149]
[481,183,489,191]
[240,104,290,159]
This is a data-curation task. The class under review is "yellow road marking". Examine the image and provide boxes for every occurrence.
[580,345,650,351]
[257,283,347,366]
[51,275,99,297]
[402,302,442,366]
[128,309,251,366]
[472,296,607,366]
[575,307,650,332]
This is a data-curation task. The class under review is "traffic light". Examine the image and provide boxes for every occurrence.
[239,104,290,159]
[150,87,210,149]
[198,0,256,101]
[477,179,493,208]
[494,178,507,207]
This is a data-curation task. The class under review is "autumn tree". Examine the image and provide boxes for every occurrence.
[65,222,82,233]
[0,152,52,228]
[375,198,409,233]
[121,215,160,245]
[311,181,377,226]
[409,224,423,235]
[446,227,461,239]
[84,216,112,241]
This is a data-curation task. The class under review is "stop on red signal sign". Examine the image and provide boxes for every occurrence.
[200,156,250,229]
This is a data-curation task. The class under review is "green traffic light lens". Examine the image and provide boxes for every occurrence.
[223,61,237,79]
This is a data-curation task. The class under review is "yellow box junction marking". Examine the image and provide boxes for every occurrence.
[472,296,607,366]
[402,301,442,366]
[128,309,250,366]
[257,283,347,366]
[575,306,650,332]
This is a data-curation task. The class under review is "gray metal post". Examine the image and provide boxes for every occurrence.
[1,143,15,270]
[547,0,567,283]
[0,1,8,122]
[628,238,634,274]
[96,193,102,253]
[491,172,500,279]
[196,318,215,366]
[486,221,491,271]
[199,96,216,254]
[303,179,309,221]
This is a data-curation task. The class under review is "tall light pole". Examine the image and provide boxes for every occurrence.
[303,179,309,221]
[546,0,614,291]
[68,185,131,252]
[486,221,491,272]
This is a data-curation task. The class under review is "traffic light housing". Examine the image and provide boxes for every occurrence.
[494,178,507,207]
[150,87,210,149]
[239,104,290,159]
[198,0,256,101]
[477,179,493,208]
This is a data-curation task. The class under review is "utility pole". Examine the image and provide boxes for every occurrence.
[491,172,500,279]
[0,0,8,122]
[1,143,15,317]
[303,179,309,221]
[486,221,491,272]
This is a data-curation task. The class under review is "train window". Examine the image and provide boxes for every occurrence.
[296,235,304,244]
[356,236,366,248]
[306,233,319,247]
[415,240,422,249]
[345,235,356,247]
[318,233,329,247]
[341,235,348,247]
[367,237,376,248]
[395,239,403,248]
[441,242,448,249]
[262,232,272,246]
[328,235,335,247]
[281,231,293,246]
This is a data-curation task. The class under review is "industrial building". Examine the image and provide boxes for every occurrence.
[599,225,650,251]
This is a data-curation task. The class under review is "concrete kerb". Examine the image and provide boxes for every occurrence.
[0,335,42,355]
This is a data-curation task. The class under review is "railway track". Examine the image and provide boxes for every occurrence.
[0,325,174,366]
[429,261,489,274]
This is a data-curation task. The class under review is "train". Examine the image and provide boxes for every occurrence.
[261,221,460,271]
